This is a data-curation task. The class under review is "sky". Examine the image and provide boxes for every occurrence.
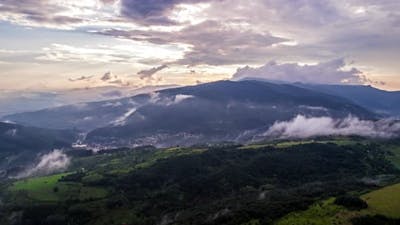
[0,0,399,91]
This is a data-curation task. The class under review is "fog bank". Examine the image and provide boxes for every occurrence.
[14,150,70,178]
[265,115,400,139]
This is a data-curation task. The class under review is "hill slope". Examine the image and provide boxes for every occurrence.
[86,80,374,147]
[295,83,400,117]
[1,141,399,225]
[0,122,76,175]
[3,80,375,147]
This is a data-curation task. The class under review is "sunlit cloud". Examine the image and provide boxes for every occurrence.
[169,3,210,25]
[232,59,375,85]
[36,42,186,64]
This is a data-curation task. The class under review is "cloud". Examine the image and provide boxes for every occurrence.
[98,20,288,65]
[99,71,131,86]
[1,0,400,89]
[38,44,137,64]
[173,94,194,104]
[232,59,371,85]
[149,93,194,106]
[100,0,118,4]
[68,76,93,82]
[101,71,116,81]
[138,64,168,79]
[112,107,137,126]
[102,101,123,107]
[298,105,329,112]
[95,0,400,80]
[15,150,70,178]
[36,43,184,66]
[264,115,400,139]
[120,0,213,25]
[0,0,84,29]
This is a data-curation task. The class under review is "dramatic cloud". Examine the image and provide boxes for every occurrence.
[120,0,213,25]
[0,0,87,29]
[98,20,288,65]
[15,149,70,178]
[0,0,399,89]
[232,59,371,85]
[265,115,400,139]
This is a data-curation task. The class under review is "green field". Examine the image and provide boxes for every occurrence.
[361,183,400,218]
[275,198,352,225]
[275,182,400,225]
[133,147,206,169]
[9,173,108,202]
[240,138,363,150]
[10,173,72,202]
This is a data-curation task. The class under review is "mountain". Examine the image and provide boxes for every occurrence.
[0,85,178,118]
[0,122,76,175]
[294,83,400,117]
[3,80,375,147]
[2,95,152,131]
[85,80,375,147]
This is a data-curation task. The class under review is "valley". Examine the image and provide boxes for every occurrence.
[1,80,400,225]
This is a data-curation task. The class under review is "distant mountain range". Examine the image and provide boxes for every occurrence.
[0,85,178,117]
[3,80,382,147]
[294,83,400,117]
[241,77,400,117]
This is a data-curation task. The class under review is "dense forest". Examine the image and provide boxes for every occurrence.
[1,139,400,225]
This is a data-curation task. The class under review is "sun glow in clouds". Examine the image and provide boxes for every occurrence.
[37,41,186,64]
[354,7,366,14]
[170,3,211,25]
